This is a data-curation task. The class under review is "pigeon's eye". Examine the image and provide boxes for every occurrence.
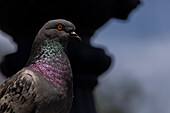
[57,25,63,31]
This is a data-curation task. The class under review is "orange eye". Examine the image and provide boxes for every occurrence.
[57,25,62,31]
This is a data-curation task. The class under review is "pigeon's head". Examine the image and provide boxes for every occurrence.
[37,19,81,47]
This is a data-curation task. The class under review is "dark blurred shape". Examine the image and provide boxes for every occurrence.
[0,0,140,113]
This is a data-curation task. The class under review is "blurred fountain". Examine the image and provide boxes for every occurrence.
[0,30,17,84]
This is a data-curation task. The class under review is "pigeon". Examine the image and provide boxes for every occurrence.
[0,19,81,113]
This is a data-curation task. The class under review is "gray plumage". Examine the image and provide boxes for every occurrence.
[0,19,81,113]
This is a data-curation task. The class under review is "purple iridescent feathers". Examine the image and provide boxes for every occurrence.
[27,39,72,92]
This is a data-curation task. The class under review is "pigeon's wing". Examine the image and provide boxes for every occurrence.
[0,69,38,113]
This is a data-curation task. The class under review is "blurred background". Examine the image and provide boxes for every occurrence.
[93,0,170,113]
[0,0,170,113]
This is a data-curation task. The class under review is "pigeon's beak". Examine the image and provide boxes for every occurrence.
[70,32,82,42]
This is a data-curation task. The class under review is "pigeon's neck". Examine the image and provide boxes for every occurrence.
[28,38,66,64]
[26,38,72,91]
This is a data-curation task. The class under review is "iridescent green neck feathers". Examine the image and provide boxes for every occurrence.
[26,38,72,90]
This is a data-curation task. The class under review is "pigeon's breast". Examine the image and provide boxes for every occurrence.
[28,58,72,93]
[32,69,73,113]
